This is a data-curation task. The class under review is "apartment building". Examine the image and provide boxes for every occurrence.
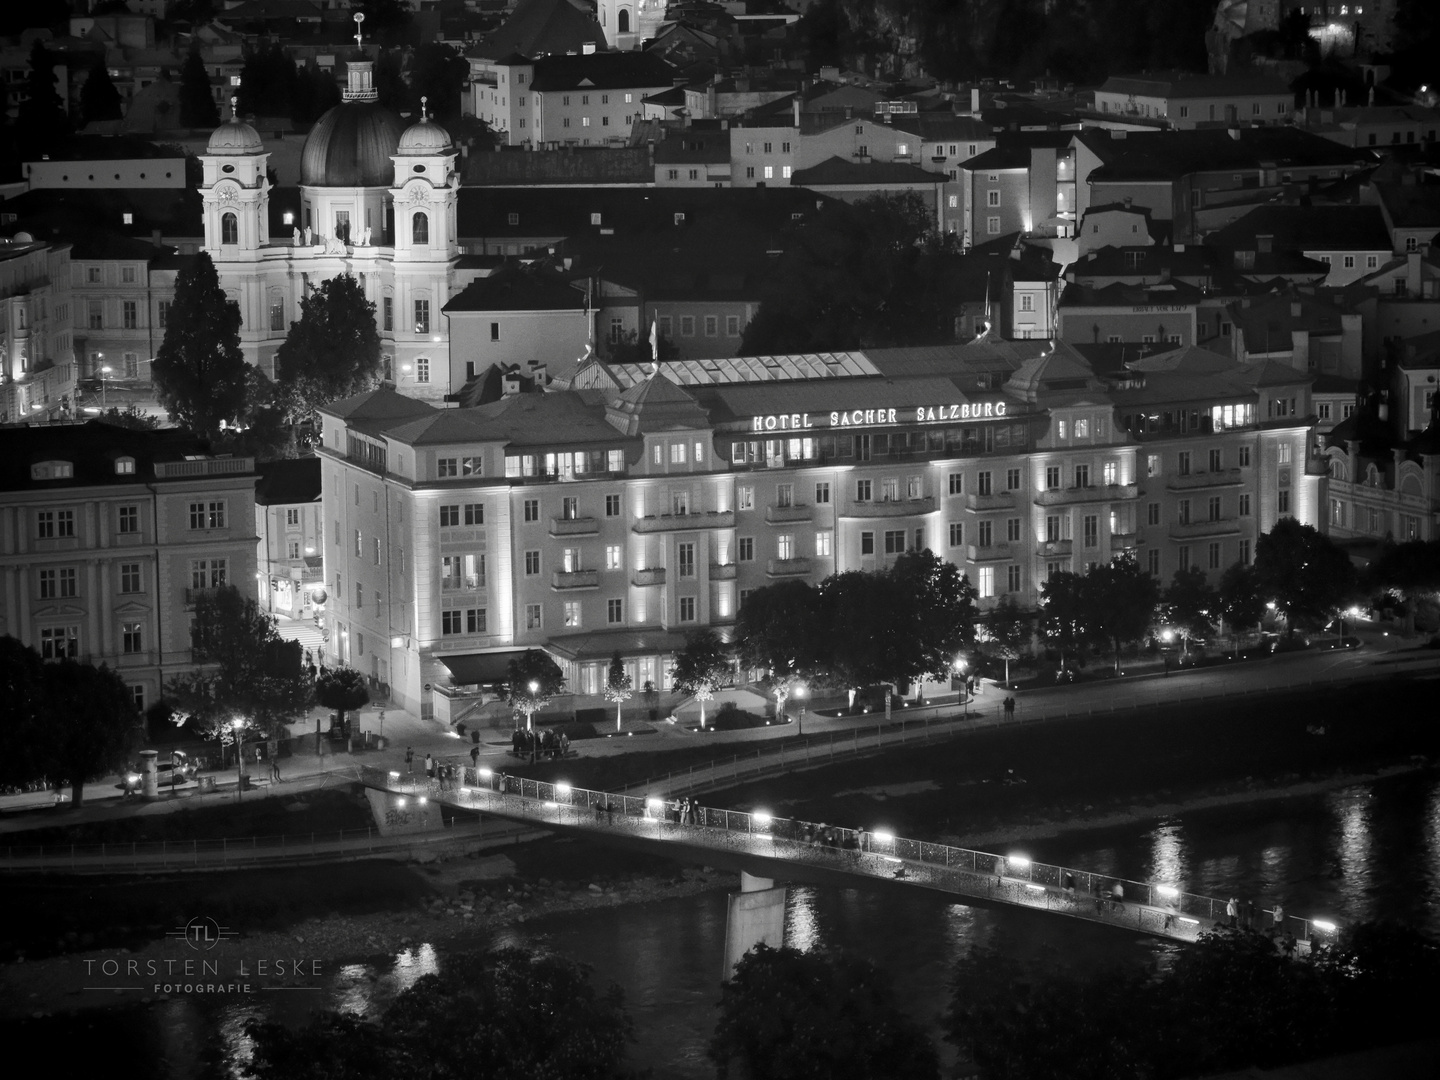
[255,457,323,620]
[1,236,76,425]
[0,421,259,712]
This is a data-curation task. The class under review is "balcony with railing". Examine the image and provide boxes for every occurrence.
[1169,517,1244,540]
[1109,532,1138,550]
[841,496,936,519]
[631,510,735,534]
[1165,469,1244,492]
[766,557,812,577]
[1037,539,1073,558]
[631,567,667,587]
[184,586,224,606]
[709,563,737,580]
[551,570,599,590]
[549,516,599,537]
[441,575,486,592]
[967,543,1014,563]
[1034,483,1138,506]
[765,503,814,524]
[965,491,1017,512]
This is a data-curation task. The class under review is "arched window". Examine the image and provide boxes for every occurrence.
[618,8,630,32]
[412,211,429,244]
[221,212,238,245]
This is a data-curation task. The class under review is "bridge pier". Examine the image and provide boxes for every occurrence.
[722,871,786,979]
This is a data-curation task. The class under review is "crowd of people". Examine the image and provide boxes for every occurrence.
[511,728,571,761]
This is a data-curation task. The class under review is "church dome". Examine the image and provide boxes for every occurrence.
[207,115,264,154]
[300,100,407,187]
[397,115,453,155]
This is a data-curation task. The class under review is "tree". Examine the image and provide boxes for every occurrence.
[43,658,140,806]
[152,252,250,439]
[164,587,312,751]
[1367,538,1440,634]
[179,48,219,128]
[504,650,565,731]
[245,946,635,1080]
[97,406,161,430]
[603,651,632,732]
[1161,565,1217,657]
[818,570,899,690]
[16,40,70,154]
[890,548,978,681]
[1084,554,1160,673]
[1038,570,1090,671]
[314,666,370,752]
[983,594,1028,685]
[406,42,468,121]
[237,43,297,121]
[275,273,382,430]
[0,636,58,793]
[670,629,731,730]
[1254,518,1357,633]
[710,945,939,1080]
[1217,560,1267,651]
[80,61,123,125]
[735,579,825,683]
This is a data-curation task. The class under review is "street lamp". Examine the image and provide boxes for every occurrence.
[794,684,807,737]
[527,680,539,731]
[99,363,111,411]
[954,657,967,719]
[232,718,246,800]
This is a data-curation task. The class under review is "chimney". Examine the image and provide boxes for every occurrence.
[1123,195,1133,208]
[1258,234,1272,253]
[1290,301,1301,317]
[793,95,800,127]
[582,41,596,55]
[1368,86,1375,106]
[970,87,980,115]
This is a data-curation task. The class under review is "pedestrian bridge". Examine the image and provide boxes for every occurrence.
[357,766,1315,947]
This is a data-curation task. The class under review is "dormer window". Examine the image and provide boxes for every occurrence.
[31,460,74,480]
[115,457,136,475]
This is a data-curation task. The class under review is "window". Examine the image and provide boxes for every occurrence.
[1083,515,1098,548]
[815,530,833,557]
[1239,493,1251,517]
[1006,468,1021,491]
[440,504,459,527]
[1277,489,1290,514]
[120,562,141,593]
[1045,466,1060,490]
[437,457,459,478]
[414,300,430,334]
[524,551,541,575]
[1238,446,1251,467]
[1208,496,1222,522]
[856,479,872,501]
[1208,542,1222,570]
[38,569,57,599]
[382,297,393,331]
[678,542,696,577]
[1006,517,1021,542]
[977,471,992,496]
[157,301,170,329]
[883,530,906,554]
[442,610,463,635]
[122,622,143,654]
[88,301,103,329]
[861,531,875,556]
[190,558,227,590]
[949,522,964,547]
[987,190,1000,207]
[978,520,993,548]
[464,503,484,526]
[1148,503,1161,526]
[1278,443,1292,465]
[777,534,794,560]
[1147,549,1161,577]
[188,501,226,530]
[221,212,237,245]
[738,537,754,561]
[563,601,582,628]
[679,597,697,622]
[415,357,430,383]
[948,472,963,495]
[288,539,301,560]
[726,315,740,336]
[987,216,1001,235]
[1007,565,1022,593]
[526,604,542,630]
[680,316,694,336]
[122,301,137,329]
[1238,539,1251,565]
[1178,499,1191,525]
[670,442,687,465]
[978,566,995,598]
[776,483,794,508]
[882,478,900,502]
[1103,461,1117,485]
[118,505,139,534]
[605,494,621,517]
[40,626,79,660]
[523,499,539,523]
[814,482,830,504]
[412,212,429,244]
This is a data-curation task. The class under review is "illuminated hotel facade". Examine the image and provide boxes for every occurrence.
[317,341,1319,719]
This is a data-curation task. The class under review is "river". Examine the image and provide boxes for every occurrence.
[9,769,1439,1078]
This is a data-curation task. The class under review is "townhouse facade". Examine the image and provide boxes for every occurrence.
[316,342,1321,719]
[1094,73,1294,129]
[255,457,324,621]
[0,422,259,713]
[1,237,76,426]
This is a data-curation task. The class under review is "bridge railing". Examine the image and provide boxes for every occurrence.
[361,765,1276,942]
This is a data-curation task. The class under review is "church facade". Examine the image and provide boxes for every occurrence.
[200,61,463,401]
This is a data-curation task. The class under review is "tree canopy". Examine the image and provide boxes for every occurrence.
[1254,518,1357,631]
[80,62,124,125]
[406,43,469,121]
[152,251,250,439]
[1161,564,1217,651]
[275,273,383,429]
[164,586,312,744]
[315,666,370,747]
[710,944,939,1080]
[670,629,731,729]
[245,945,634,1080]
[603,651,632,731]
[505,650,565,728]
[1040,556,1159,670]
[16,40,71,155]
[1217,560,1267,635]
[180,48,220,128]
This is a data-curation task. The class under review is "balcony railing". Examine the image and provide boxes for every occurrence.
[842,496,936,519]
[441,575,486,592]
[1169,518,1244,540]
[549,516,599,537]
[765,503,814,524]
[965,491,1017,512]
[631,510,735,534]
[1109,532,1138,549]
[551,570,600,590]
[1037,539,1073,557]
[184,586,224,606]
[1034,483,1138,506]
[631,567,667,587]
[709,563,737,580]
[966,543,1014,563]
[1165,469,1244,492]
[766,557,812,577]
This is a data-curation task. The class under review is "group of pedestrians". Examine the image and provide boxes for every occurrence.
[511,728,570,761]
[666,796,702,824]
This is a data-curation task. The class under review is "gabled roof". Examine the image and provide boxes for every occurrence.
[1099,71,1293,99]
[791,156,946,186]
[1088,128,1371,183]
[0,422,252,493]
[471,0,607,61]
[321,385,437,427]
[1372,179,1440,230]
[530,50,677,92]
[1207,205,1393,253]
[442,266,585,313]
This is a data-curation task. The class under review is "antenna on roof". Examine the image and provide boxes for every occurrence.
[649,315,660,376]
[230,95,239,120]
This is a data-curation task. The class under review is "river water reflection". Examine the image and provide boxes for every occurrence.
[11,770,1439,1078]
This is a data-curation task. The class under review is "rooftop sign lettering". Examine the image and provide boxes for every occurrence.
[750,402,1007,432]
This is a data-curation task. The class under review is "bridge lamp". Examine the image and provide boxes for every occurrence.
[752,810,772,827]
[396,797,407,807]
[871,829,895,844]
[1024,883,1045,894]
[1155,885,1179,900]
[544,801,558,809]
[388,770,400,779]
[1160,628,1175,643]
[1006,854,1030,869]
[477,766,493,781]
[1178,916,1199,926]
[645,796,664,817]
[1311,918,1338,934]
[418,796,428,805]
[555,782,572,797]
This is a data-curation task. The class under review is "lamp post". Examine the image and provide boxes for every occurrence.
[527,680,538,732]
[99,362,111,411]
[955,657,967,720]
[794,684,807,737]
[232,718,245,800]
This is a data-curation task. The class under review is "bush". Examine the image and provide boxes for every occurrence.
[709,704,773,731]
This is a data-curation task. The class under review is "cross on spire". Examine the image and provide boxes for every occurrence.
[421,95,428,120]
[230,95,239,120]
[353,11,365,48]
